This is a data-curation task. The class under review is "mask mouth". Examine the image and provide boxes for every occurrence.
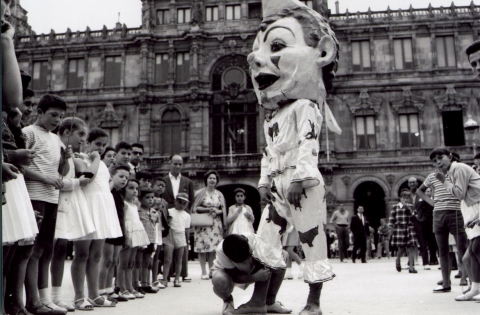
[255,73,279,90]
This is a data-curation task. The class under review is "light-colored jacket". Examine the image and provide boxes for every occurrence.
[444,161,480,207]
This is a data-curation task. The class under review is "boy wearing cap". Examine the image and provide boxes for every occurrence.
[466,40,480,80]
[161,192,191,287]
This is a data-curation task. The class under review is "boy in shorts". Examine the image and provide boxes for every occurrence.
[161,192,191,287]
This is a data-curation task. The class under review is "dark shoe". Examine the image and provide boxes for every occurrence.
[361,260,367,263]
[174,280,181,287]
[433,286,451,293]
[430,261,439,265]
[460,279,469,286]
[396,259,401,272]
[182,277,192,282]
[409,269,418,274]
[437,280,443,285]
[139,285,159,293]
[136,288,146,295]
[454,272,462,279]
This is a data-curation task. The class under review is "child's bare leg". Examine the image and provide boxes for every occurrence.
[133,249,143,289]
[162,245,174,281]
[141,248,151,285]
[51,239,71,308]
[5,245,33,314]
[99,243,114,291]
[207,251,215,273]
[174,247,185,282]
[71,240,91,301]
[198,252,207,276]
[86,239,105,299]
[126,247,138,292]
[117,248,131,292]
[152,246,162,282]
[106,246,121,290]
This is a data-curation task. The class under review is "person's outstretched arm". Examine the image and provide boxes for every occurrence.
[2,22,22,111]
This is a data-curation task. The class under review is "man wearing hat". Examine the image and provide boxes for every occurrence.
[466,40,480,80]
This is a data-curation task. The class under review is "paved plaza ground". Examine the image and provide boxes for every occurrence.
[55,258,478,315]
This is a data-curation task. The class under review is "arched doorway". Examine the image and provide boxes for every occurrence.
[216,184,262,231]
[397,178,423,198]
[353,181,386,229]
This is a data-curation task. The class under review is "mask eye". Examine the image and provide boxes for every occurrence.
[271,41,285,53]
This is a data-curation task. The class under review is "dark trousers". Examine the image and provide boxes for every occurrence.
[412,218,429,266]
[335,226,349,261]
[352,235,366,262]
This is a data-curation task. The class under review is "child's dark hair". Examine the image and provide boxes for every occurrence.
[153,177,166,186]
[429,147,451,160]
[37,94,67,113]
[139,187,155,199]
[136,170,152,181]
[122,179,139,196]
[87,128,109,143]
[132,142,144,151]
[23,88,34,99]
[57,117,87,136]
[111,165,130,176]
[115,141,132,153]
[400,188,411,199]
[101,146,115,160]
[223,234,250,263]
[234,188,246,195]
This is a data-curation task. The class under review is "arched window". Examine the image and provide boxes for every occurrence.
[160,109,182,156]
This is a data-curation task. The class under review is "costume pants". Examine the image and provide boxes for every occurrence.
[257,170,334,283]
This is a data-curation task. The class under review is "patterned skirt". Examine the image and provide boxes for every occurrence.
[391,224,417,248]
[194,217,224,253]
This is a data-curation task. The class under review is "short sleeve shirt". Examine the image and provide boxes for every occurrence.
[423,173,460,211]
[168,208,191,231]
[22,125,64,203]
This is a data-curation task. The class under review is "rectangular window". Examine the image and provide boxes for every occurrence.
[352,41,371,71]
[248,3,262,19]
[104,56,122,87]
[226,5,241,20]
[177,8,191,24]
[436,36,456,68]
[155,54,169,84]
[442,111,465,146]
[157,9,169,25]
[205,6,219,21]
[393,38,413,70]
[356,116,376,149]
[175,52,190,82]
[399,114,420,147]
[67,59,85,89]
[299,0,313,8]
[32,61,49,91]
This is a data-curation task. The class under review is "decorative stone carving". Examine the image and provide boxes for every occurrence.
[342,176,351,188]
[324,173,333,186]
[434,85,469,112]
[346,90,382,116]
[94,102,124,129]
[390,87,425,113]
[325,191,336,206]
[386,174,395,187]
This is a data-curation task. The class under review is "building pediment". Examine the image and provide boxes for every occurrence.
[390,87,425,114]
[434,85,469,112]
[346,90,382,115]
[95,102,125,129]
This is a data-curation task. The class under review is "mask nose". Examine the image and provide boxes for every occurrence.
[247,52,266,70]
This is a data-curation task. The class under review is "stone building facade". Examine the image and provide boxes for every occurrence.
[13,0,480,229]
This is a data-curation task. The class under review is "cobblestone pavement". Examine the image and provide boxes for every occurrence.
[54,258,478,315]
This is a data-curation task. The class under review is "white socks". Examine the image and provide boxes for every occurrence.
[51,286,61,303]
[284,268,293,279]
[456,282,480,300]
[39,288,66,311]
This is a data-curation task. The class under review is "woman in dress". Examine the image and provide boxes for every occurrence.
[192,170,227,279]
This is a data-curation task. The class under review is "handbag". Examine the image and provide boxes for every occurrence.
[190,213,214,227]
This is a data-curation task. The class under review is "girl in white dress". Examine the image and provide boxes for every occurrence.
[227,188,255,235]
[72,128,122,309]
[117,179,149,300]
[49,118,96,311]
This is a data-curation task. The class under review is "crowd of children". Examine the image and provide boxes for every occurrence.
[2,88,258,314]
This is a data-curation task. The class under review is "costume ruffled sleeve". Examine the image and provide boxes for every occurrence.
[292,99,322,188]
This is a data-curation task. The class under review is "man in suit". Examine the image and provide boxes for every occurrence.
[162,155,195,282]
[350,206,370,263]
[408,176,431,270]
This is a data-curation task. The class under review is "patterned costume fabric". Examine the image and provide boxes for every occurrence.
[388,203,417,248]
[256,99,335,283]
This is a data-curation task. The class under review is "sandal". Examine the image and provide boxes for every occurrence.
[88,296,116,307]
[74,299,94,311]
[53,301,74,312]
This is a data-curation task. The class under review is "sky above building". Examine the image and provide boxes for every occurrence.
[19,0,477,34]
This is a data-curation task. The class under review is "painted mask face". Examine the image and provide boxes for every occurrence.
[248,17,323,110]
[469,50,480,80]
